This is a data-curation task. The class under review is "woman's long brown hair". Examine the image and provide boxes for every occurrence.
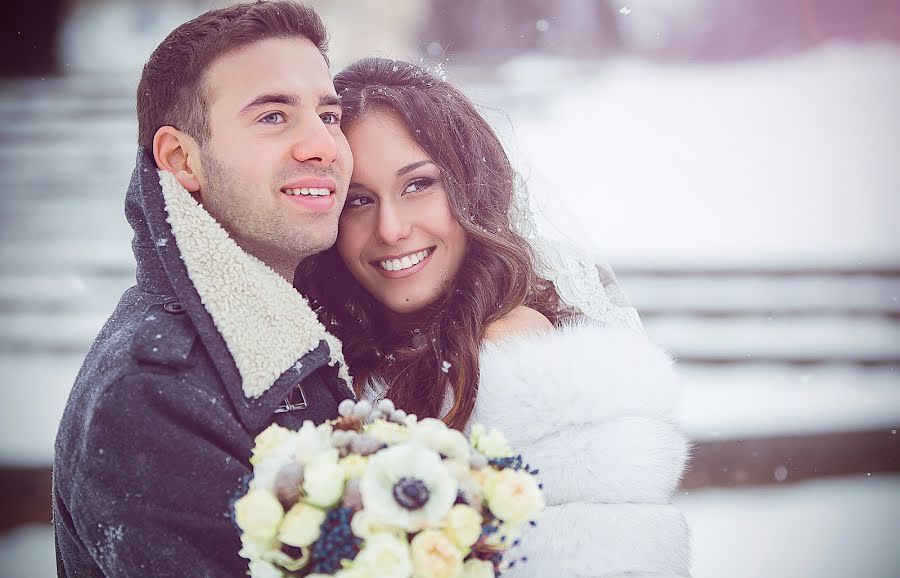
[296,58,573,430]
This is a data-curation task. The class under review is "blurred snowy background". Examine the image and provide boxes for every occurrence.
[1,0,899,576]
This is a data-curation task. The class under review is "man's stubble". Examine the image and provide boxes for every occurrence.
[198,146,338,278]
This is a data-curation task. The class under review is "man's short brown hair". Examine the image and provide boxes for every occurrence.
[136,1,328,152]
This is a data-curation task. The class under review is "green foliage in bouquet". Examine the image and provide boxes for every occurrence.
[233,399,545,578]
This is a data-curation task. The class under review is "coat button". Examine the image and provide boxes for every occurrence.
[163,301,185,314]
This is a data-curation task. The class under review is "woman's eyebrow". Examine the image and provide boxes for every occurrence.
[396,160,436,177]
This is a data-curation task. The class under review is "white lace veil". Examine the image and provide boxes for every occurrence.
[509,184,645,335]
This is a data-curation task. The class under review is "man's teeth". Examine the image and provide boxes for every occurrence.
[379,249,430,272]
[285,187,331,196]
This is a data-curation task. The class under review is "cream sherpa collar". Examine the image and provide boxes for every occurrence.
[158,170,350,399]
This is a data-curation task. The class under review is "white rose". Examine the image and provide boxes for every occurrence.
[470,424,513,459]
[248,559,284,578]
[251,423,294,466]
[354,533,413,578]
[291,420,334,465]
[234,489,284,543]
[484,469,544,525]
[460,559,495,578]
[278,502,326,547]
[303,449,346,508]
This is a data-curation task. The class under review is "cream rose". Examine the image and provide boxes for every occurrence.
[234,489,284,543]
[409,530,463,578]
[340,454,370,479]
[354,532,413,578]
[443,504,483,550]
[278,502,326,547]
[303,450,346,508]
[484,468,544,525]
[250,423,294,466]
[460,559,495,578]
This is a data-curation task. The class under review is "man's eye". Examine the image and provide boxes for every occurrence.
[403,178,433,194]
[347,195,373,207]
[321,112,341,125]
[259,112,286,124]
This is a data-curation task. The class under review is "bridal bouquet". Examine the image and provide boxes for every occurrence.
[234,399,544,578]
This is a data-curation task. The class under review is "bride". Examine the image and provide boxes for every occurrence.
[296,57,691,577]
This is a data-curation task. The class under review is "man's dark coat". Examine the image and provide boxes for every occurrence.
[53,149,353,576]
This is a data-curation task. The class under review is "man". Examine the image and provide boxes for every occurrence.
[53,2,353,575]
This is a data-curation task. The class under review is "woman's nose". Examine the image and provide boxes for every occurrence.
[375,202,412,245]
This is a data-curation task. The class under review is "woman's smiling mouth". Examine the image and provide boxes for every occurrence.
[372,247,435,278]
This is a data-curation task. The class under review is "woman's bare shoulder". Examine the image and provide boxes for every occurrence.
[483,306,554,344]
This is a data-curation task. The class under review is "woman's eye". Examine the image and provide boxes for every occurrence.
[403,178,434,194]
[347,195,373,207]
[321,112,341,125]
[259,112,285,124]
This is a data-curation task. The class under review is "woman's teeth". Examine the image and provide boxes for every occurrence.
[285,187,331,196]
[379,249,430,272]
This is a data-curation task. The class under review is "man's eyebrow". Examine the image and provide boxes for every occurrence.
[239,93,299,115]
[239,93,341,116]
[320,94,342,108]
[397,160,436,177]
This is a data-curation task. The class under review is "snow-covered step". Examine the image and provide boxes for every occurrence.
[644,315,900,364]
[623,274,900,316]
[0,142,135,162]
[678,365,900,441]
[1,207,129,241]
[0,353,83,465]
[0,240,134,273]
[0,312,113,354]
[0,273,132,315]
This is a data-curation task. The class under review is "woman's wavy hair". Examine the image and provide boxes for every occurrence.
[296,58,573,430]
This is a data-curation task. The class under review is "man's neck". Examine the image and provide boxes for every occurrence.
[268,260,297,285]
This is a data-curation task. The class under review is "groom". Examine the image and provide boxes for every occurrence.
[53,2,353,575]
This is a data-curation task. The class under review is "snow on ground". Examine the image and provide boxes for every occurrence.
[676,474,900,578]
[0,524,56,578]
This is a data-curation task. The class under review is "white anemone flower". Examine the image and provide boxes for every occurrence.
[359,444,458,533]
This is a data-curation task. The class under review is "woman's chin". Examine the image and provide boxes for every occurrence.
[379,293,444,327]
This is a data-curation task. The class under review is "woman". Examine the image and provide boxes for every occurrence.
[296,58,691,577]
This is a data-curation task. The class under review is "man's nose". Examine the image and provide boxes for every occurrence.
[376,202,412,246]
[290,114,338,165]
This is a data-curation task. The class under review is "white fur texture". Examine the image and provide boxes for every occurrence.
[159,170,350,398]
[476,321,691,577]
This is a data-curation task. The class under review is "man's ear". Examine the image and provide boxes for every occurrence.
[153,126,202,193]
